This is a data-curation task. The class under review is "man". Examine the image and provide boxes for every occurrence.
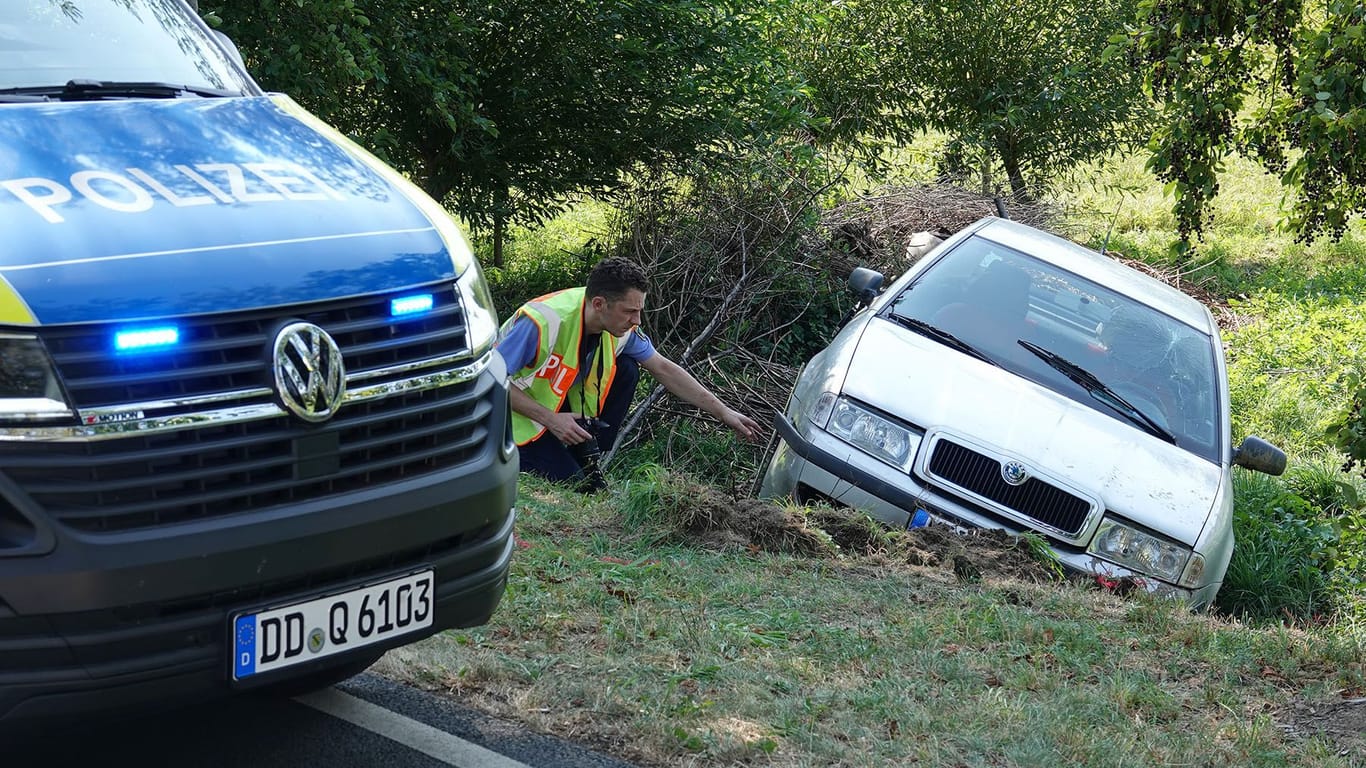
[495,257,759,489]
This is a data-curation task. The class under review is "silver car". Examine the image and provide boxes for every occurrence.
[760,217,1285,608]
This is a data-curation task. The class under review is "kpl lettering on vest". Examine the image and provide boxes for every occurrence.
[535,353,578,398]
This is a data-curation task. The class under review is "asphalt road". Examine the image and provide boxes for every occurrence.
[3,673,638,768]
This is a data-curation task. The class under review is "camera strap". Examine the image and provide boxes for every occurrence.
[575,332,605,418]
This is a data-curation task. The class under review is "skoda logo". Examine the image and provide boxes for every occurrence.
[273,322,345,423]
[1001,460,1030,486]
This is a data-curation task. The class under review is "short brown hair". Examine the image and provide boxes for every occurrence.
[586,257,649,302]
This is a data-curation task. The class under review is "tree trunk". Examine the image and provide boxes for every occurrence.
[491,185,508,268]
[998,137,1029,202]
[492,213,505,269]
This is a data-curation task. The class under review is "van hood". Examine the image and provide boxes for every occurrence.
[841,319,1222,545]
[0,97,457,325]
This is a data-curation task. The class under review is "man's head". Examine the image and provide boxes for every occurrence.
[584,257,649,336]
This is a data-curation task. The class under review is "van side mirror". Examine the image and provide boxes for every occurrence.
[1232,435,1287,476]
[848,267,884,306]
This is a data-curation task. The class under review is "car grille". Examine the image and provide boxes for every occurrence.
[925,438,1091,537]
[3,283,494,533]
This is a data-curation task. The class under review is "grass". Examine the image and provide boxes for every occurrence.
[377,476,1366,767]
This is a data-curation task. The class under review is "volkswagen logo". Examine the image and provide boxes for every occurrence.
[1000,460,1030,486]
[273,322,346,423]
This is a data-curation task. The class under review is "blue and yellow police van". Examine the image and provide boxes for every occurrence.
[0,1,517,727]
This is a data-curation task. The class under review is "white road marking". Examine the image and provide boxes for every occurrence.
[295,687,534,768]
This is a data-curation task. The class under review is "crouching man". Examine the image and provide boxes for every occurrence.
[495,257,760,491]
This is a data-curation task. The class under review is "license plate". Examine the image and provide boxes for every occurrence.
[231,569,434,681]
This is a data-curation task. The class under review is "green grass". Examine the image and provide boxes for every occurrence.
[377,476,1366,767]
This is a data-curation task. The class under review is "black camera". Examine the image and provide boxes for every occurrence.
[566,417,609,493]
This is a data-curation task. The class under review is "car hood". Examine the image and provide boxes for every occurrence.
[841,319,1222,545]
[0,96,458,325]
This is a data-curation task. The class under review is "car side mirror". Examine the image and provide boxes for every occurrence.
[848,267,884,306]
[1232,435,1287,476]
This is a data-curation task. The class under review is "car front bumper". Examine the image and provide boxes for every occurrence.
[761,414,1218,609]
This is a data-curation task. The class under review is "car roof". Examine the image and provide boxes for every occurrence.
[970,217,1215,332]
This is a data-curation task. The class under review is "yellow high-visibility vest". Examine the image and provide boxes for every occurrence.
[503,287,623,445]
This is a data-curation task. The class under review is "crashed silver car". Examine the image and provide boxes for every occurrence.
[760,216,1285,608]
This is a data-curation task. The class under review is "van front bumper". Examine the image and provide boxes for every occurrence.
[761,414,1215,607]
[0,446,517,729]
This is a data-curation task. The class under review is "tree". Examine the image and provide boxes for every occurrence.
[897,0,1153,201]
[204,0,802,265]
[1121,0,1366,252]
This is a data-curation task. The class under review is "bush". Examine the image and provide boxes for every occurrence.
[1219,470,1340,623]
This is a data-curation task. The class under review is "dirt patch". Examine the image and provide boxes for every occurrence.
[645,472,1062,586]
[649,472,836,558]
[1278,695,1366,758]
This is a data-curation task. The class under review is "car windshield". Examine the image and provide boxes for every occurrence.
[0,1,254,95]
[887,235,1222,462]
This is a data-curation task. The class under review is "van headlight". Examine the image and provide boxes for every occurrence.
[456,261,499,358]
[0,335,73,424]
[1088,518,1191,584]
[818,395,920,472]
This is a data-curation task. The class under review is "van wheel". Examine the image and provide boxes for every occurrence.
[256,651,385,698]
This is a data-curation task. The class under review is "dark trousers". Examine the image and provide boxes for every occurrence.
[518,356,638,483]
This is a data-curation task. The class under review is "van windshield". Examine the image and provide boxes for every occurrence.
[0,1,255,95]
[888,235,1223,463]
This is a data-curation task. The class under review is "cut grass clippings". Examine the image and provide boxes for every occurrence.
[376,472,1366,768]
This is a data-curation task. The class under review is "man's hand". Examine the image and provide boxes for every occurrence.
[509,386,592,445]
[545,411,593,445]
[720,407,761,441]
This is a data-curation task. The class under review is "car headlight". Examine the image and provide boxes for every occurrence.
[456,261,499,358]
[0,335,73,424]
[1088,518,1191,584]
[817,395,920,471]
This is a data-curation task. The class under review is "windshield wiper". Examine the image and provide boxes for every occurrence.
[1017,339,1176,443]
[0,79,239,102]
[886,314,999,367]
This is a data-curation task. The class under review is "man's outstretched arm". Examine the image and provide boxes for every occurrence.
[639,354,760,440]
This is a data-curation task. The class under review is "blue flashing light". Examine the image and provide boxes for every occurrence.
[115,326,180,352]
[391,293,434,317]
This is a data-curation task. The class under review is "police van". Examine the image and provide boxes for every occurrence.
[0,1,517,726]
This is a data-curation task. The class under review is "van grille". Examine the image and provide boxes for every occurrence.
[4,283,495,533]
[926,439,1090,537]
[41,285,467,410]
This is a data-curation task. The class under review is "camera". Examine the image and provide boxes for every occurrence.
[566,417,609,493]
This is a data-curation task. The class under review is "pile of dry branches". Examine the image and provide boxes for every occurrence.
[822,185,1057,277]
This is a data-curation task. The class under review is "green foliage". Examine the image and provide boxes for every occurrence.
[1121,0,1366,252]
[484,243,602,322]
[1016,531,1066,581]
[1220,471,1337,623]
[765,0,916,168]
[207,0,807,261]
[1327,370,1366,478]
[615,463,672,533]
[1223,293,1366,457]
[905,0,1152,199]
